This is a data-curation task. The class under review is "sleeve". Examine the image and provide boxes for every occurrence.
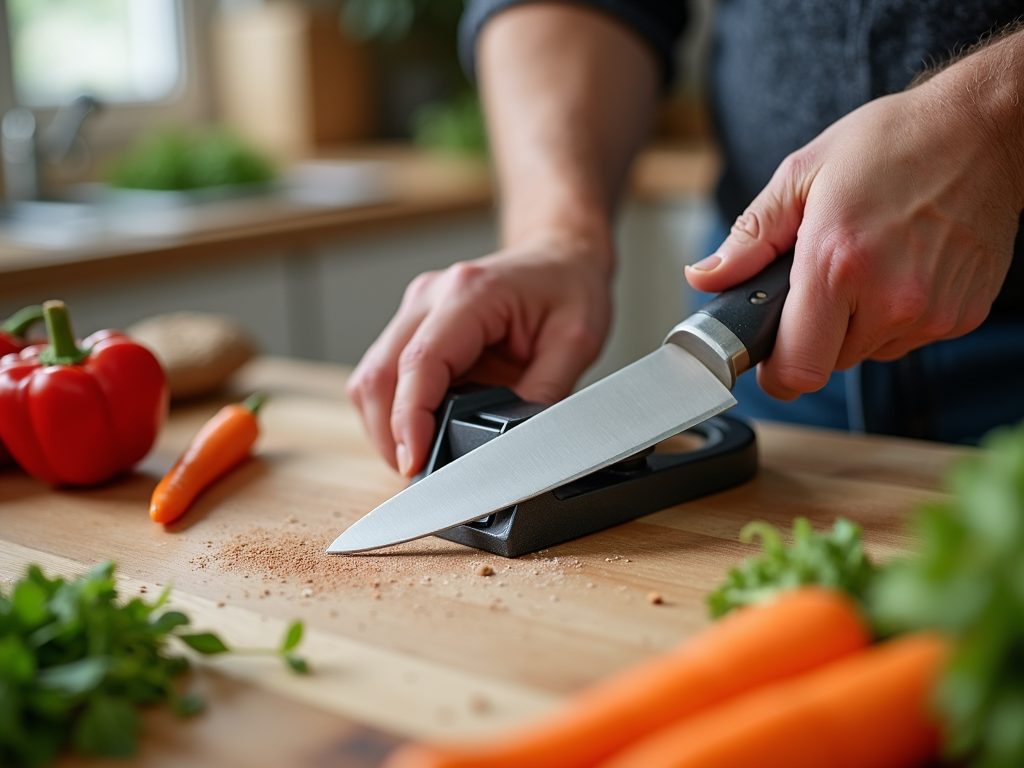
[458,0,689,86]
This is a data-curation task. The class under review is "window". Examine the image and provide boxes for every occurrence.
[0,0,212,155]
[7,0,183,108]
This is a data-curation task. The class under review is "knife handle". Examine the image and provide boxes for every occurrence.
[664,252,794,389]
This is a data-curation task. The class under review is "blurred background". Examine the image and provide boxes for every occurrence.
[0,0,717,389]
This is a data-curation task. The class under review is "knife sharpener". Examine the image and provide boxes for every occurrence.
[413,386,758,557]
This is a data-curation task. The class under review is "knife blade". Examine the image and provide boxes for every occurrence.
[328,253,793,555]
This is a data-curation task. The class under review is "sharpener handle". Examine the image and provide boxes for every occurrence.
[664,252,794,389]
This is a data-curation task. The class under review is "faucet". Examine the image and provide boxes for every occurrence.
[2,95,100,202]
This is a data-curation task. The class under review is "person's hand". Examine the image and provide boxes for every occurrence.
[686,53,1024,401]
[346,236,612,476]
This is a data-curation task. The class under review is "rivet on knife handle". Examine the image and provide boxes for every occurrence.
[664,252,794,389]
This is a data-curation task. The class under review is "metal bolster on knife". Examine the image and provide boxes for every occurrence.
[663,314,748,391]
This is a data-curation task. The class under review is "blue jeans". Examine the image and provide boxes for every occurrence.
[695,221,1024,445]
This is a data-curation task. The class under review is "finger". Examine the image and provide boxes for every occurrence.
[833,308,898,370]
[346,279,437,470]
[514,315,605,404]
[866,339,922,362]
[836,269,990,369]
[756,254,851,400]
[456,347,529,388]
[347,353,399,471]
[390,298,504,476]
[686,152,814,294]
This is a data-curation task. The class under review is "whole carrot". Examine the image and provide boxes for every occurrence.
[597,632,946,768]
[384,588,871,768]
[150,393,264,524]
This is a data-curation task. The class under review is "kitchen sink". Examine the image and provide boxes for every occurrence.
[0,200,103,248]
[0,160,395,250]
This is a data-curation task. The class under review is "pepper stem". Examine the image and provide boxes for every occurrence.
[242,392,267,415]
[1,305,44,338]
[38,301,89,366]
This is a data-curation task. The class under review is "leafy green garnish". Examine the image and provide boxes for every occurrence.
[707,517,878,618]
[108,127,275,191]
[0,562,307,767]
[870,421,1024,768]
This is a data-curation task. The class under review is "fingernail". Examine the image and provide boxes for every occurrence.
[396,443,411,476]
[690,253,722,272]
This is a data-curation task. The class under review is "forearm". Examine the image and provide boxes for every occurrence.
[477,3,659,268]
[918,24,1024,208]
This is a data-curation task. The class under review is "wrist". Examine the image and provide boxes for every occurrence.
[503,213,616,277]
[501,181,616,273]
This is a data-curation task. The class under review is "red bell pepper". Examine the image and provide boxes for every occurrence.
[0,300,168,486]
[0,305,44,358]
[0,305,44,468]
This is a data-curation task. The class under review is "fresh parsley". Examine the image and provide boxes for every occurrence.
[707,516,878,618]
[0,561,308,767]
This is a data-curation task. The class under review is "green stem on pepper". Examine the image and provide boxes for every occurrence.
[241,392,267,415]
[38,300,90,366]
[1,304,44,338]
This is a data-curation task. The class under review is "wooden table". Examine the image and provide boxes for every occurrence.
[0,357,968,767]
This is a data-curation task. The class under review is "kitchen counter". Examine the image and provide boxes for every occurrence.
[0,356,968,767]
[0,147,493,298]
[0,143,719,298]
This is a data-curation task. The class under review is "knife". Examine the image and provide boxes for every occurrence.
[328,252,794,555]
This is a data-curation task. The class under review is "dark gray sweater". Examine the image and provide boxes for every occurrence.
[460,0,1024,318]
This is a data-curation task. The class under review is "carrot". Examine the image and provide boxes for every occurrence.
[597,632,947,768]
[149,393,264,524]
[384,588,871,768]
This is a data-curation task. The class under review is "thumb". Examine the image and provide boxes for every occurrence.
[686,155,811,293]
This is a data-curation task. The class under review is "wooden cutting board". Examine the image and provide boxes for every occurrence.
[0,357,970,767]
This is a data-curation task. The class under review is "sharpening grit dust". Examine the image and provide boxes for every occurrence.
[188,523,607,604]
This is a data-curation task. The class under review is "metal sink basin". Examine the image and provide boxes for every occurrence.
[0,161,395,250]
[0,200,103,248]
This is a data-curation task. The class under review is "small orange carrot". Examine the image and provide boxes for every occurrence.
[384,588,871,768]
[149,393,264,524]
[597,632,947,768]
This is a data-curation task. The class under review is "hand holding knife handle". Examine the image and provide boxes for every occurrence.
[664,252,794,389]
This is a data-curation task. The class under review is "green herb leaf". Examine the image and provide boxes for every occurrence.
[72,695,140,757]
[283,653,310,675]
[280,621,304,653]
[0,636,37,684]
[707,516,878,618]
[177,633,230,655]
[11,579,48,628]
[171,692,206,717]
[37,657,110,695]
[151,611,190,634]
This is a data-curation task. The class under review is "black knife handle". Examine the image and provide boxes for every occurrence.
[664,252,794,389]
[697,251,794,369]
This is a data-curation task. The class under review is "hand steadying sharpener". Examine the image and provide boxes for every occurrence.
[413,386,758,557]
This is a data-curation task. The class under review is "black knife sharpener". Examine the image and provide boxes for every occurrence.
[412,386,758,557]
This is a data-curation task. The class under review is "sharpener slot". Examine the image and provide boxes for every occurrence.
[445,398,549,526]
